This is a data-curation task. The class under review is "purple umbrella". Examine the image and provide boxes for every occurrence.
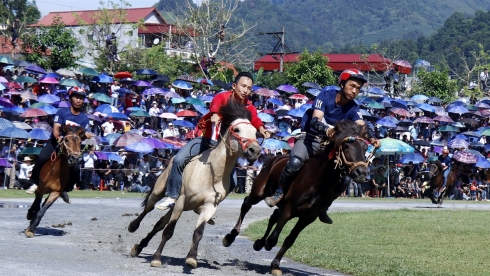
[113,132,144,147]
[38,94,60,103]
[0,97,14,108]
[448,139,469,149]
[142,88,164,96]
[134,80,151,87]
[25,65,47,74]
[39,77,59,84]
[433,115,454,123]
[31,121,52,132]
[94,152,109,160]
[452,151,477,164]
[447,106,468,114]
[276,84,298,93]
[124,142,153,153]
[162,91,183,98]
[140,137,167,149]
[87,114,102,122]
[0,158,12,167]
[54,101,71,108]
[413,116,435,124]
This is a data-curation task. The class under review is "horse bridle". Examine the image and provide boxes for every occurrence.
[59,134,82,156]
[222,121,259,153]
[334,136,375,173]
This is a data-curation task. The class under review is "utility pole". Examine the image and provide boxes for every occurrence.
[260,26,292,72]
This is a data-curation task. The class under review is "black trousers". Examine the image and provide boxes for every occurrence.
[81,168,93,190]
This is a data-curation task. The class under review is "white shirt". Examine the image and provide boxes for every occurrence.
[111,85,120,98]
[149,106,160,117]
[480,71,488,81]
[162,127,179,138]
[83,152,98,168]
[19,163,34,179]
[138,160,150,176]
[101,121,115,136]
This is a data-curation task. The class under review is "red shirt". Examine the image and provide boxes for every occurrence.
[198,91,263,139]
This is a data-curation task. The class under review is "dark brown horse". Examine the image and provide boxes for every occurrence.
[426,160,456,205]
[222,120,371,276]
[25,126,86,238]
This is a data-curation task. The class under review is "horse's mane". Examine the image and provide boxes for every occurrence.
[332,120,366,149]
[219,98,252,136]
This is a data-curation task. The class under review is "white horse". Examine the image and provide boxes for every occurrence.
[128,99,261,268]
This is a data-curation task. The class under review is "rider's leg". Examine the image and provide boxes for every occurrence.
[265,136,319,207]
[441,169,450,192]
[157,137,211,210]
[27,141,56,194]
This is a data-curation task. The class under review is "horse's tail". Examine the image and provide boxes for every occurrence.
[141,184,155,208]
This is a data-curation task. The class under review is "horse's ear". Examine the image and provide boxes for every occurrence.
[62,124,68,134]
[76,127,87,140]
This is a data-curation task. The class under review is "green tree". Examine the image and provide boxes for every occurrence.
[283,50,336,93]
[21,16,82,70]
[410,68,458,104]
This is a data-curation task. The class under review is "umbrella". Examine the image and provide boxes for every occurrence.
[366,102,385,109]
[0,56,14,65]
[95,104,119,114]
[452,151,477,164]
[92,74,112,83]
[13,121,32,130]
[159,113,178,119]
[447,106,468,114]
[267,98,284,106]
[20,108,48,118]
[115,88,135,95]
[14,76,37,83]
[14,60,31,67]
[390,107,413,117]
[276,84,298,93]
[25,65,47,74]
[153,74,170,83]
[194,105,209,115]
[136,69,157,75]
[413,116,435,124]
[80,67,98,76]
[411,95,428,102]
[375,138,414,155]
[0,98,14,108]
[0,118,14,130]
[114,71,132,79]
[433,115,454,123]
[172,120,195,128]
[258,113,274,123]
[55,69,76,77]
[0,127,30,139]
[38,94,60,103]
[60,78,82,87]
[399,153,425,164]
[124,142,153,153]
[176,74,198,83]
[255,88,279,97]
[129,110,150,117]
[113,132,144,147]
[106,152,123,162]
[133,80,151,87]
[459,118,478,125]
[141,137,167,149]
[289,94,309,100]
[393,60,412,68]
[288,108,306,118]
[213,80,231,90]
[176,110,198,117]
[19,147,42,155]
[474,102,490,109]
[438,125,459,132]
[171,98,186,104]
[416,103,435,113]
[448,139,469,149]
[31,122,52,132]
[20,91,38,101]
[198,78,214,86]
[172,80,193,90]
[29,128,51,140]
[200,95,214,102]
[94,151,108,160]
[302,82,322,89]
[262,138,288,150]
[367,87,385,95]
[413,140,431,146]
[185,97,205,106]
[11,106,26,114]
[476,157,490,169]
[91,93,112,104]
[104,133,122,145]
[376,118,397,128]
[427,96,442,103]
[106,112,129,121]
[306,88,321,97]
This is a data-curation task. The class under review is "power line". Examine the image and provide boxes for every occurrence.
[35,0,85,11]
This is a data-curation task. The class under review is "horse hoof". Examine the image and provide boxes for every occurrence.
[26,213,32,221]
[222,234,234,247]
[185,257,198,269]
[264,240,273,251]
[130,244,140,257]
[25,230,35,238]
[150,260,162,267]
[271,268,283,276]
[128,221,139,233]
[253,239,263,251]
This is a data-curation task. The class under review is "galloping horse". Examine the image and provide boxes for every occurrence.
[25,126,86,238]
[222,120,371,276]
[425,160,456,205]
[127,99,261,268]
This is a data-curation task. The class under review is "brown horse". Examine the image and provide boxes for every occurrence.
[426,160,456,205]
[25,126,86,238]
[222,120,371,276]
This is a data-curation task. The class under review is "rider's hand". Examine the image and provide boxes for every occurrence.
[85,132,93,139]
[259,126,270,139]
[326,128,335,139]
[370,138,381,148]
[210,113,221,123]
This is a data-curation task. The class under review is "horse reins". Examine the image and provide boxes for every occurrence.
[220,121,259,153]
[334,136,377,173]
[51,134,83,161]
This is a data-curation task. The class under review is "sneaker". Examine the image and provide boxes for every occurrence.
[60,192,71,204]
[264,189,284,207]
[25,184,38,194]
[155,197,176,210]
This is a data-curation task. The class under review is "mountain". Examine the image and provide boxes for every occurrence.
[154,0,490,55]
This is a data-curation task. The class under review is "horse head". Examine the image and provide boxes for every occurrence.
[331,120,369,183]
[219,99,261,162]
[61,125,86,167]
[428,160,442,179]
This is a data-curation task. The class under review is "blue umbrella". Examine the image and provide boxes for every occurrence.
[448,101,466,107]
[275,131,291,137]
[124,142,153,153]
[126,107,141,112]
[262,138,287,150]
[115,88,134,95]
[106,112,129,121]
[105,133,122,145]
[399,153,425,164]
[194,105,209,115]
[38,94,60,103]
[172,80,193,90]
[416,103,435,113]
[476,157,490,169]
[376,118,397,128]
[361,97,375,104]
[11,106,26,113]
[288,108,305,118]
[390,101,408,109]
[367,87,384,95]
[40,72,60,79]
[359,109,371,117]
[173,120,195,128]
[411,95,428,102]
[300,103,312,112]
[428,96,442,103]
[105,152,123,162]
[302,82,322,89]
[39,105,58,115]
[306,88,321,97]
[25,65,47,74]
[258,113,274,123]
[267,98,284,106]
[29,128,51,140]
[199,95,214,102]
[172,98,186,104]
[252,85,261,91]
[447,106,468,114]
[0,127,30,139]
[96,104,119,114]
[136,68,157,75]
[92,74,113,83]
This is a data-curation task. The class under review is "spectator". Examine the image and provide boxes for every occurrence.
[372,167,387,197]
[16,156,34,190]
[101,117,115,136]
[81,146,97,190]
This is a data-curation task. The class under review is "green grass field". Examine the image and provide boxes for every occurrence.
[244,209,490,276]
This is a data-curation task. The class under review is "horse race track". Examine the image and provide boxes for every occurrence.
[2,197,490,276]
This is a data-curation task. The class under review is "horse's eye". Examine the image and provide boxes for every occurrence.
[234,128,240,132]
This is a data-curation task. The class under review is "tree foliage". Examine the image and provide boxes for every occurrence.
[283,50,336,93]
[410,68,458,104]
[21,16,81,70]
[0,0,40,24]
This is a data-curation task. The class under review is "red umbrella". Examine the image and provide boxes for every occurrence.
[390,107,414,117]
[254,88,279,97]
[114,71,132,79]
[433,115,454,123]
[8,82,22,89]
[262,109,276,115]
[113,132,143,147]
[20,108,48,118]
[289,94,308,100]
[176,110,198,117]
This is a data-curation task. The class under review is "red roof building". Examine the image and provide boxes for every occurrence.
[254,53,411,74]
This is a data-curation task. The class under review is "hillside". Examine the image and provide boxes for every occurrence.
[155,0,490,54]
